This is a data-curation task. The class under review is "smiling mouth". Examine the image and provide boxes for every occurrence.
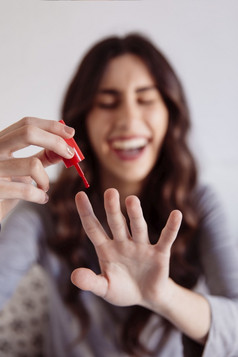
[109,137,149,160]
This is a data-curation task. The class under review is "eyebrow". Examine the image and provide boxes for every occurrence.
[97,85,157,96]
[136,85,157,93]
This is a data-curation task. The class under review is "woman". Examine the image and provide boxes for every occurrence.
[1,33,238,357]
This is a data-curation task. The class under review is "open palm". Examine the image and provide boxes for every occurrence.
[71,188,182,309]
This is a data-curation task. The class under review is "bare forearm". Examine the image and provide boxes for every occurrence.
[143,278,211,345]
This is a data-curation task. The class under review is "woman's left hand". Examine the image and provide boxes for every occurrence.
[71,188,182,310]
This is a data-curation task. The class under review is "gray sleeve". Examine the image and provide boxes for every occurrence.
[0,203,45,309]
[184,186,238,356]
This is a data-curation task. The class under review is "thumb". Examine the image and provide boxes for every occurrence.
[71,268,108,298]
[34,149,62,168]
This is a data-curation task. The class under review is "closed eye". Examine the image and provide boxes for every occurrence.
[138,98,156,105]
[97,102,119,109]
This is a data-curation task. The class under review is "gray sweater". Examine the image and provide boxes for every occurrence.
[0,186,238,357]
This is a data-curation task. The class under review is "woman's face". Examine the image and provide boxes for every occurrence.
[86,54,169,189]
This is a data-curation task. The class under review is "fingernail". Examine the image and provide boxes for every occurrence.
[67,145,75,157]
[43,193,49,204]
[64,125,75,136]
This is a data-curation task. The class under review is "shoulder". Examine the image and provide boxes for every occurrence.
[1,201,53,241]
[192,184,225,223]
[193,184,235,254]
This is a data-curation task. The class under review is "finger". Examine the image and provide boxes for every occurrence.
[71,268,108,298]
[0,122,75,159]
[104,188,131,241]
[156,210,182,253]
[0,117,74,139]
[125,195,149,243]
[0,180,49,204]
[0,157,49,192]
[75,192,109,247]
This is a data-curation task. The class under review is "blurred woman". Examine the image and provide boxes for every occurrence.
[1,33,237,357]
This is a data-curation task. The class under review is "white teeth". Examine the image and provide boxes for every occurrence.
[111,138,148,150]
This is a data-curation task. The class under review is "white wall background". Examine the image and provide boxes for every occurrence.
[0,0,238,236]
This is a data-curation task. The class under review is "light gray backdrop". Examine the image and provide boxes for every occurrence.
[0,0,237,236]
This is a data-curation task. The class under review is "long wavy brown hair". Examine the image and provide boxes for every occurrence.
[48,33,201,356]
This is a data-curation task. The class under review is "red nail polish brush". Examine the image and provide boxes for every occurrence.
[59,120,89,188]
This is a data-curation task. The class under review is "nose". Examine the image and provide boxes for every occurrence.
[115,98,140,129]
